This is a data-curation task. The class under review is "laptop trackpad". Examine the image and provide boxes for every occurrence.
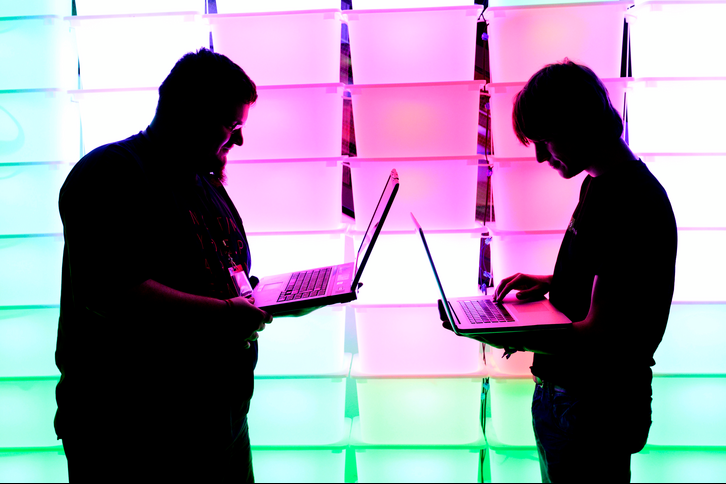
[511,301,552,313]
[260,282,283,292]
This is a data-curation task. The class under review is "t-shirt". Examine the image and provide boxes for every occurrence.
[55,131,256,441]
[532,160,677,394]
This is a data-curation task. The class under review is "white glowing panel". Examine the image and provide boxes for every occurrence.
[0,236,63,307]
[487,79,628,159]
[207,11,342,86]
[0,379,58,448]
[350,81,483,158]
[632,448,726,483]
[627,2,726,77]
[354,304,483,375]
[225,159,343,233]
[72,88,158,154]
[0,0,70,16]
[70,13,207,90]
[628,78,726,154]
[489,0,622,5]
[227,84,344,160]
[345,6,479,84]
[485,346,534,377]
[74,0,203,15]
[0,17,76,91]
[0,164,71,235]
[649,377,726,446]
[0,450,69,484]
[353,0,476,7]
[246,231,351,279]
[487,445,541,483]
[248,377,347,445]
[673,230,726,302]
[252,448,346,483]
[255,306,346,376]
[491,159,586,232]
[653,304,726,375]
[216,0,341,12]
[349,157,479,231]
[352,229,481,305]
[489,377,537,446]
[643,155,726,228]
[484,2,630,83]
[355,446,482,483]
[490,231,563,286]
[0,309,60,378]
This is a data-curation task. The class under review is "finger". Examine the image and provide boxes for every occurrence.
[247,297,255,304]
[437,299,450,323]
[441,321,454,332]
[244,341,251,349]
[256,321,267,332]
[246,331,259,342]
[494,273,519,300]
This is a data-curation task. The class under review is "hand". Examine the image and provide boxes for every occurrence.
[494,273,552,303]
[226,296,273,349]
[437,299,522,351]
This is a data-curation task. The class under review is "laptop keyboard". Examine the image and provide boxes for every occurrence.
[459,299,515,324]
[277,267,333,302]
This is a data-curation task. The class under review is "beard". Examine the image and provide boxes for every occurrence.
[199,153,227,185]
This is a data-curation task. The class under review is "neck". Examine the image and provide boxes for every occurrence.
[586,138,639,177]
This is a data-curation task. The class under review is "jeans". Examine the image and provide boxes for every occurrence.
[532,381,651,483]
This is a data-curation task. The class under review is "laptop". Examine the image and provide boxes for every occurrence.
[411,213,571,335]
[252,169,400,314]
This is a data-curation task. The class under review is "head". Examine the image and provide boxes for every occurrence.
[155,48,257,182]
[512,59,624,178]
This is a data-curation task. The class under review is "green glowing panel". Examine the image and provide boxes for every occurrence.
[0,380,59,448]
[355,448,481,483]
[650,377,726,446]
[252,449,345,483]
[489,378,536,446]
[653,304,726,375]
[0,236,63,307]
[0,309,59,378]
[632,447,726,483]
[487,446,541,483]
[0,450,68,483]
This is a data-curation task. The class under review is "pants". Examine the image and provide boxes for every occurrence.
[532,381,651,483]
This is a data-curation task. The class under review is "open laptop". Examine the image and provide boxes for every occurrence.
[252,169,400,314]
[411,213,571,335]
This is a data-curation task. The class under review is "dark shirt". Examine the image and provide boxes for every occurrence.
[55,131,256,442]
[532,160,677,393]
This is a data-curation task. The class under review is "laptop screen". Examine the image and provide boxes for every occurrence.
[351,169,399,289]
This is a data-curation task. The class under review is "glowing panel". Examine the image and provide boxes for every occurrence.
[0,236,63,307]
[0,309,59,378]
[349,156,479,231]
[227,84,345,160]
[489,231,563,286]
[485,346,534,377]
[489,0,622,6]
[251,448,346,483]
[484,2,630,83]
[490,159,586,232]
[649,377,726,446]
[0,379,58,448]
[349,81,483,158]
[254,306,346,376]
[673,230,726,302]
[0,450,68,484]
[69,13,208,90]
[353,0,476,7]
[0,164,71,235]
[489,377,537,446]
[352,229,481,305]
[74,0,204,15]
[355,448,482,483]
[487,445,541,483]
[0,0,70,16]
[216,0,341,13]
[0,17,77,91]
[627,2,726,77]
[653,304,726,375]
[628,78,726,154]
[354,304,483,375]
[345,6,479,84]
[207,11,342,86]
[632,447,726,483]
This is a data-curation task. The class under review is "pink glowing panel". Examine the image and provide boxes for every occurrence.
[487,79,628,159]
[0,164,71,235]
[71,88,158,154]
[627,2,726,77]
[74,0,204,15]
[489,377,537,446]
[354,304,483,376]
[216,0,341,13]
[349,156,479,231]
[0,17,76,90]
[352,229,482,305]
[490,231,564,286]
[0,90,80,163]
[353,0,476,7]
[225,158,344,233]
[628,78,726,154]
[227,84,344,160]
[350,81,483,158]
[0,0,71,16]
[485,345,534,377]
[484,1,631,83]
[69,13,207,90]
[345,6,479,84]
[490,158,586,232]
[673,230,726,302]
[0,236,63,307]
[207,11,342,86]
[642,155,726,228]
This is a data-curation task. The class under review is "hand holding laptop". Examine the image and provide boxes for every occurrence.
[494,273,553,303]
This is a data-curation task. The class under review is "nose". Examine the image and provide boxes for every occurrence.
[534,141,550,163]
[230,128,243,146]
